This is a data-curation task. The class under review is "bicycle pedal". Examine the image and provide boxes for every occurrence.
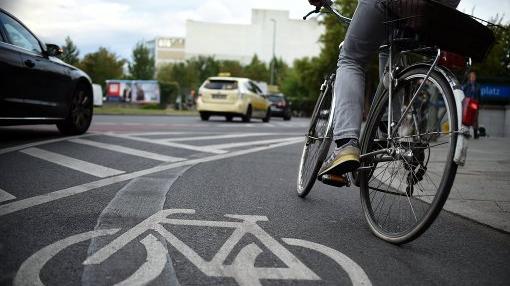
[318,174,350,188]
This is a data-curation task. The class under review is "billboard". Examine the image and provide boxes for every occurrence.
[106,80,160,104]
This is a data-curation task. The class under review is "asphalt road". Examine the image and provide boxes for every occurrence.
[0,115,509,286]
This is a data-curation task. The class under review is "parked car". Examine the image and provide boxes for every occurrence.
[197,77,271,122]
[266,93,292,121]
[0,8,94,135]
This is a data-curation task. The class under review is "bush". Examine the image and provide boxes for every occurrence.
[159,81,180,109]
[288,97,316,117]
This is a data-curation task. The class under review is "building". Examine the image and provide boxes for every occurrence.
[186,9,323,65]
[146,37,186,67]
[147,9,323,67]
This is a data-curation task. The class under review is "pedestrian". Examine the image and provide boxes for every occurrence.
[462,71,481,139]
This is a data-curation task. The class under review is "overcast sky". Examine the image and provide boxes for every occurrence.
[2,0,508,60]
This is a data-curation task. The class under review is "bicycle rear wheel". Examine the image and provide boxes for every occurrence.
[297,76,334,197]
[359,67,458,244]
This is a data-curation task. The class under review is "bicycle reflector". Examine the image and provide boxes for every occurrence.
[462,97,480,126]
[439,51,466,71]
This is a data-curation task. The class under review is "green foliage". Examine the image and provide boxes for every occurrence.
[128,42,155,80]
[159,81,180,109]
[60,36,80,66]
[79,47,125,89]
[474,20,510,81]
[244,55,270,82]
[219,60,244,77]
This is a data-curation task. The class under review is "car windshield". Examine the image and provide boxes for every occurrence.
[204,80,238,90]
[268,95,284,102]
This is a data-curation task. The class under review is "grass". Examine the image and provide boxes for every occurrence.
[94,103,198,116]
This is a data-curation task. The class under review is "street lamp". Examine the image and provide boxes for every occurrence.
[270,18,277,86]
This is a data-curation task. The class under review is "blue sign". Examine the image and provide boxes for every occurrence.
[480,84,510,103]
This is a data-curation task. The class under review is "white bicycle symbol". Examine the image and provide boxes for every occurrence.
[15,209,372,286]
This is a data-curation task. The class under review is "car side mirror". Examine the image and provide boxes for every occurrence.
[46,43,63,57]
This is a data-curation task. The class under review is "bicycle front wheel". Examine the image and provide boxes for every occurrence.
[359,67,458,244]
[297,77,334,198]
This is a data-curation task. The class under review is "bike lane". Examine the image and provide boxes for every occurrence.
[1,141,510,285]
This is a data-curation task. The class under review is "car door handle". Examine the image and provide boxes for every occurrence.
[24,59,35,68]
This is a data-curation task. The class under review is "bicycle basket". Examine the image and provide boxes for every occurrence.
[383,0,496,62]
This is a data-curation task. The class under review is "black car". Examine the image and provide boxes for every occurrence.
[266,93,291,121]
[0,8,93,135]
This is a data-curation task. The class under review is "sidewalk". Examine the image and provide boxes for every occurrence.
[443,137,510,232]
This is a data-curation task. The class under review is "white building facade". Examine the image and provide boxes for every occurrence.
[185,9,323,65]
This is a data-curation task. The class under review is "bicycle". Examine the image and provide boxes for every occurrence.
[297,0,495,244]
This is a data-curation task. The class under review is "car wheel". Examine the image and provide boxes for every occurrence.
[226,115,233,122]
[242,106,252,123]
[200,112,210,121]
[57,84,93,135]
[262,108,271,123]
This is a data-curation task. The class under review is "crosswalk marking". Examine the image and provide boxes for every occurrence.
[20,148,125,178]
[205,137,302,150]
[69,139,185,162]
[0,188,16,203]
[107,134,227,154]
[163,133,274,142]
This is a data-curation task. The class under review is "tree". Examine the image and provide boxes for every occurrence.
[244,55,269,82]
[269,57,289,86]
[128,42,155,80]
[60,36,80,66]
[474,20,510,81]
[79,47,125,88]
[219,60,244,77]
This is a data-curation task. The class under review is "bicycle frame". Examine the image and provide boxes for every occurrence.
[320,3,469,166]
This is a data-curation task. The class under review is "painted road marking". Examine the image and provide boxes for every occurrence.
[69,138,185,162]
[0,139,302,217]
[0,133,95,155]
[118,132,190,137]
[16,209,372,286]
[205,137,302,150]
[82,175,184,286]
[107,133,227,154]
[0,188,16,203]
[163,133,274,142]
[20,147,125,178]
[14,229,121,286]
[283,238,372,286]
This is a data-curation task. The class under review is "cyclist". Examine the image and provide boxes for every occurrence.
[309,0,461,179]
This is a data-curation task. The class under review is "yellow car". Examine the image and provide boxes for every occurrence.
[197,77,271,122]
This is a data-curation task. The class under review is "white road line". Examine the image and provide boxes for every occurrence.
[69,139,185,162]
[117,132,190,137]
[205,137,302,150]
[282,238,372,286]
[20,148,125,178]
[0,188,16,203]
[107,134,227,154]
[163,133,274,142]
[0,139,302,217]
[0,133,95,155]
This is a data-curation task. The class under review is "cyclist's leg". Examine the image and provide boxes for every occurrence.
[319,0,388,177]
[332,0,386,142]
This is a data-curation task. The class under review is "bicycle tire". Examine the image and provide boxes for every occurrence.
[296,76,335,198]
[359,66,458,244]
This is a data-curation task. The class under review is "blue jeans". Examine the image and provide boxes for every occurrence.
[332,0,460,141]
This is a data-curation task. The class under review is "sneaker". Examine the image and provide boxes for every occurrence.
[318,139,361,177]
